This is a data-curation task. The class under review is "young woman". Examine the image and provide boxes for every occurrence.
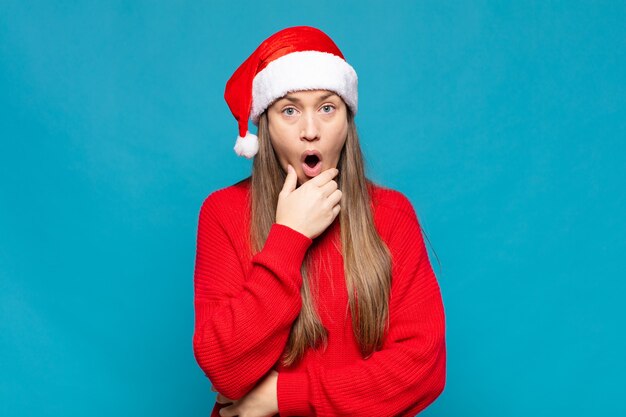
[193,26,446,417]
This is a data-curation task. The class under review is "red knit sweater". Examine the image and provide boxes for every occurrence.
[192,177,446,417]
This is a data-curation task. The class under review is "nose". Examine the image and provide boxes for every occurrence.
[299,112,320,142]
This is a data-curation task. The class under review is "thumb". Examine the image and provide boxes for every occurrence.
[281,164,297,195]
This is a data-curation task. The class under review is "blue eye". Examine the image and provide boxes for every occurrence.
[322,105,335,113]
[283,107,296,116]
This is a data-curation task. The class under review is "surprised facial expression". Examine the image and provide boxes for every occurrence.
[267,89,348,186]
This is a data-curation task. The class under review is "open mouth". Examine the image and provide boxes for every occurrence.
[301,150,323,166]
[301,150,323,177]
[304,154,320,167]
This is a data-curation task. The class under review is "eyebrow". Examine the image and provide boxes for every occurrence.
[280,92,338,104]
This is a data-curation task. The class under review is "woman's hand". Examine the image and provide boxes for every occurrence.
[212,370,279,417]
[276,164,341,240]
[211,384,236,407]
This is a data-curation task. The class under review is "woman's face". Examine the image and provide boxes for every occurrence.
[267,89,348,186]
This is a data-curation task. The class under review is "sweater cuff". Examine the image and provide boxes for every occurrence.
[263,223,313,266]
[277,369,311,416]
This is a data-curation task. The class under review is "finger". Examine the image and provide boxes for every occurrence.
[332,203,341,218]
[327,188,342,206]
[308,167,339,187]
[319,179,338,198]
[280,164,297,195]
[216,393,234,404]
[218,402,238,417]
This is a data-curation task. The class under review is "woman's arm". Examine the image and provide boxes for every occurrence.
[192,192,313,401]
[276,195,446,417]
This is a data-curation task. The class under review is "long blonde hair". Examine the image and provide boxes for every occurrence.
[249,106,393,367]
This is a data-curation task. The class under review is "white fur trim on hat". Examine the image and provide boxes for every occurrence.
[233,131,259,159]
[250,51,358,125]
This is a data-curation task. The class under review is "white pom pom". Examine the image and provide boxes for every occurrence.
[233,131,259,159]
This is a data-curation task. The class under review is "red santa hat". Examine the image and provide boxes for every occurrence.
[224,26,358,158]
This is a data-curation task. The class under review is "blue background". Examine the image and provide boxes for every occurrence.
[1,1,624,416]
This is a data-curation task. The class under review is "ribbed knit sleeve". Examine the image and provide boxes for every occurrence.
[276,194,446,417]
[192,194,313,401]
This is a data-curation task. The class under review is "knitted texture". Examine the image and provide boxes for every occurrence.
[192,178,446,417]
